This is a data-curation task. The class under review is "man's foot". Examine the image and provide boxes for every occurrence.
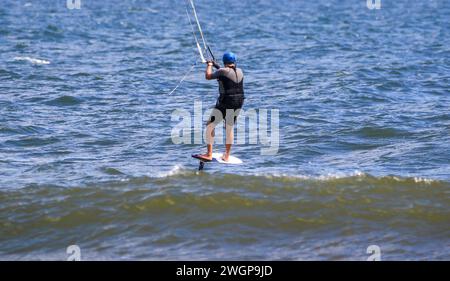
[192,154,213,162]
[221,153,230,162]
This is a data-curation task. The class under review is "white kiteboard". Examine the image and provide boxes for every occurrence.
[192,153,243,170]
[211,153,243,164]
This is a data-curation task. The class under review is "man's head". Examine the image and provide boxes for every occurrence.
[222,52,236,66]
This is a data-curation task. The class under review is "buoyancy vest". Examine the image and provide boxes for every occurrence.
[217,67,244,109]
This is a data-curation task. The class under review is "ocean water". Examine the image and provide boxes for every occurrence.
[0,0,449,260]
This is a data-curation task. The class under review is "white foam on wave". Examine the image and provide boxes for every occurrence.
[14,56,50,65]
[259,170,441,185]
[135,165,441,185]
[256,170,368,181]
[412,177,436,184]
[146,8,158,13]
[316,170,366,180]
[152,165,187,178]
[390,176,437,185]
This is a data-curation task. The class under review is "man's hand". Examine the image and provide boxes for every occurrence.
[205,61,214,80]
[208,60,221,69]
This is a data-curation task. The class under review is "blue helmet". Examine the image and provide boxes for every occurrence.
[223,52,236,64]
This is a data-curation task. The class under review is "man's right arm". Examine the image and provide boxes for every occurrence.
[206,64,223,80]
[205,62,214,80]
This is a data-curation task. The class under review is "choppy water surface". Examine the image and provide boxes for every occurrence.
[0,0,449,260]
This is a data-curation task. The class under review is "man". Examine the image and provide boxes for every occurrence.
[192,52,245,162]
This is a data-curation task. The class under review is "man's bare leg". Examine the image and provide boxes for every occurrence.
[222,123,234,162]
[198,122,215,161]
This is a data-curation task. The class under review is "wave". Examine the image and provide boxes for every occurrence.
[145,166,447,187]
[1,171,448,237]
[45,95,83,106]
[0,68,21,79]
[13,56,50,65]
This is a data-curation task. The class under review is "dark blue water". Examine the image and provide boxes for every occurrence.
[0,0,449,260]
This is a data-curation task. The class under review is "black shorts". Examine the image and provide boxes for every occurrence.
[208,105,242,125]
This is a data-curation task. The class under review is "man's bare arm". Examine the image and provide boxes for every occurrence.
[205,61,214,80]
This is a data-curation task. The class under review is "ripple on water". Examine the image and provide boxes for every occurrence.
[5,136,61,148]
[45,95,83,106]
